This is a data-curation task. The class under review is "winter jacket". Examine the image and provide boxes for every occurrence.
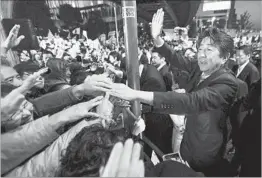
[5,119,100,177]
[1,116,59,175]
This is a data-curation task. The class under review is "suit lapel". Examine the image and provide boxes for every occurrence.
[196,68,228,90]
[237,62,250,81]
[232,65,238,75]
[186,69,202,92]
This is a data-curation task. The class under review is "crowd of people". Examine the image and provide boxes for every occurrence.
[1,7,261,177]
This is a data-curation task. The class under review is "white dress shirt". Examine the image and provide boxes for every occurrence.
[139,64,144,77]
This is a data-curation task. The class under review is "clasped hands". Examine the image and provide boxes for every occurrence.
[77,74,138,102]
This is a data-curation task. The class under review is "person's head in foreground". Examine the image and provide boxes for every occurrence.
[59,124,130,177]
[197,28,234,75]
[1,64,23,87]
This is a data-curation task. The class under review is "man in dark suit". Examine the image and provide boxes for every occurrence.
[232,45,260,91]
[110,9,238,176]
[139,63,173,159]
[239,79,261,177]
[151,49,173,91]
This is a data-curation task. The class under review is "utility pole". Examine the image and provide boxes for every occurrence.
[121,0,141,119]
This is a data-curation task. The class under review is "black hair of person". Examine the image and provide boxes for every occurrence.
[59,124,131,177]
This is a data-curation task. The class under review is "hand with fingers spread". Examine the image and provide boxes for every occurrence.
[76,74,114,97]
[100,139,144,177]
[151,8,165,39]
[18,73,44,93]
[1,24,25,52]
[58,96,105,125]
[110,83,137,101]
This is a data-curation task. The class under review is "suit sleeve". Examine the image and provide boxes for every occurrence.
[141,78,166,113]
[152,78,238,115]
[155,43,197,73]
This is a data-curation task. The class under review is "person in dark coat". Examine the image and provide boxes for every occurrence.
[151,49,173,91]
[110,9,238,176]
[232,45,260,91]
[140,64,173,159]
[239,79,261,177]
[146,160,204,177]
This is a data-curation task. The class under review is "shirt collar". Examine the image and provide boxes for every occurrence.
[139,64,144,77]
[157,62,167,71]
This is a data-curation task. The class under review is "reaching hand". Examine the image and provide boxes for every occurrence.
[151,8,165,39]
[20,72,44,92]
[80,74,113,96]
[69,96,105,120]
[100,139,144,177]
[96,92,114,119]
[110,83,137,101]
[2,25,25,51]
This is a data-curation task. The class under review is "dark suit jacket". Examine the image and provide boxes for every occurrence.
[140,53,149,65]
[239,79,261,177]
[159,64,173,91]
[140,64,167,113]
[232,62,260,91]
[153,43,238,172]
[140,64,166,92]
[140,64,173,154]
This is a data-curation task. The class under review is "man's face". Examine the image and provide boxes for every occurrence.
[151,52,164,68]
[197,37,225,74]
[1,66,23,87]
[236,50,249,65]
